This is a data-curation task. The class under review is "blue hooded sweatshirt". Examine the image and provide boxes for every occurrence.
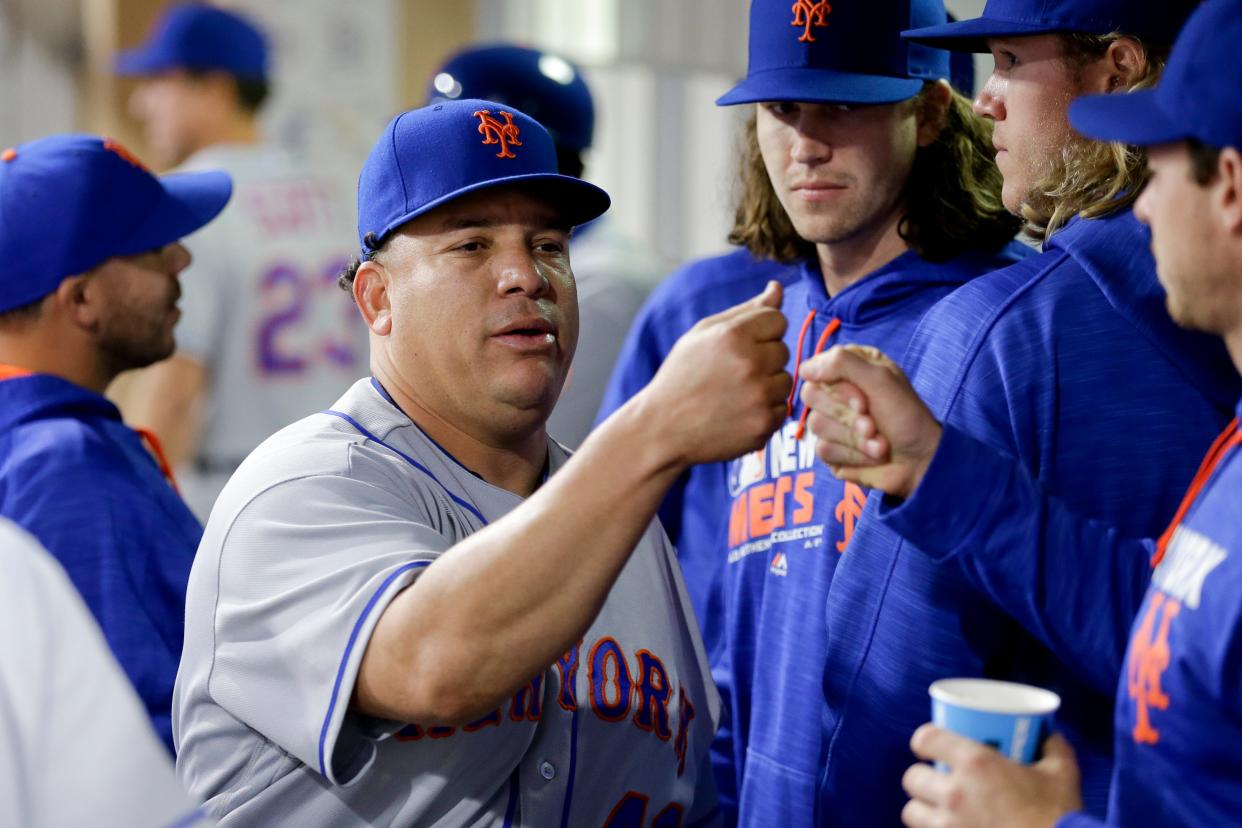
[0,371,202,751]
[815,211,1240,826]
[714,241,1029,825]
[1053,402,1242,827]
[596,248,800,636]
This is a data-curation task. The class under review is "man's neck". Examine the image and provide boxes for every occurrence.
[0,333,109,394]
[1225,329,1242,388]
[184,117,261,164]
[815,204,910,297]
[375,371,549,498]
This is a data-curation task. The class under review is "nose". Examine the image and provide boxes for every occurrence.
[1134,181,1153,227]
[791,118,832,166]
[973,74,1005,122]
[164,242,192,276]
[495,248,550,298]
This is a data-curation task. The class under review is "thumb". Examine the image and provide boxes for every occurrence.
[1038,732,1077,767]
[746,280,783,310]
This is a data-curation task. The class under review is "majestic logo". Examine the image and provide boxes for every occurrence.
[791,0,832,42]
[473,109,523,159]
[834,481,866,553]
[1127,592,1181,745]
[769,552,789,577]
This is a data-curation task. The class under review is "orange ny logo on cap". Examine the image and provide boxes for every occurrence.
[102,138,149,172]
[473,109,523,159]
[791,0,832,42]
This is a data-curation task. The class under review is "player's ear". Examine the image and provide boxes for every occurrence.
[1216,146,1242,237]
[54,268,102,332]
[354,259,393,336]
[914,80,951,148]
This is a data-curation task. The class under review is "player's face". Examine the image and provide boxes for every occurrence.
[377,187,577,437]
[1135,143,1233,334]
[91,242,192,372]
[128,71,217,168]
[975,35,1088,213]
[756,99,918,248]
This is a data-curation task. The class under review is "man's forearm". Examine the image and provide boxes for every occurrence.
[354,392,688,725]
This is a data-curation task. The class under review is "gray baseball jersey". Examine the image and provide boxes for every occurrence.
[174,377,720,826]
[174,144,366,520]
[0,520,204,828]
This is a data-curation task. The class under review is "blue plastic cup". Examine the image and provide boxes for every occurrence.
[929,678,1061,768]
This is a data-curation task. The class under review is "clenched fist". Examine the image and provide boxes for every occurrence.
[639,281,791,466]
[798,344,941,499]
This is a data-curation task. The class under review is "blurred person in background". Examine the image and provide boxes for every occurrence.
[427,43,665,448]
[115,2,365,520]
[0,133,231,751]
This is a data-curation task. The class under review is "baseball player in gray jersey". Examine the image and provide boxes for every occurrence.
[174,98,792,826]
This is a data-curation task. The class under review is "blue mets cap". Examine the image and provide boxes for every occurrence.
[427,44,595,153]
[902,0,1198,53]
[1069,0,1242,151]
[0,134,232,314]
[717,0,951,107]
[114,3,268,80]
[356,99,611,255]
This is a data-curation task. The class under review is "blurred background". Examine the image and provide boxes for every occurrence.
[0,0,986,267]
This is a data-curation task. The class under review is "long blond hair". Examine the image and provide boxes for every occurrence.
[1021,33,1171,241]
[728,83,1020,263]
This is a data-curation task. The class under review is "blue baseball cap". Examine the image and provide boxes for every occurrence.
[0,134,232,314]
[114,3,268,80]
[1069,0,1242,151]
[356,99,610,255]
[717,0,951,106]
[902,0,1198,53]
[428,44,595,153]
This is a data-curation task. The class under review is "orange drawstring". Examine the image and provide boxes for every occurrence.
[135,427,182,494]
[795,318,841,439]
[788,311,818,416]
[1152,417,1241,567]
[787,311,841,439]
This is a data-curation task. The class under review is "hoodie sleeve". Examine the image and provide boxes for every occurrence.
[876,423,1154,695]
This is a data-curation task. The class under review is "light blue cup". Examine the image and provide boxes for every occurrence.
[929,678,1061,767]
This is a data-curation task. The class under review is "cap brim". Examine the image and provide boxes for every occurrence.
[373,173,610,247]
[114,47,176,76]
[1068,91,1187,147]
[902,17,1057,53]
[716,69,926,106]
[115,170,234,257]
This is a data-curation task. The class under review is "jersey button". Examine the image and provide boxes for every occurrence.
[539,761,556,780]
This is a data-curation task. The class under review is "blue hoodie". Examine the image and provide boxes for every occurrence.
[1060,404,1242,828]
[816,211,1240,826]
[0,372,202,751]
[715,241,1030,825]
[596,248,800,635]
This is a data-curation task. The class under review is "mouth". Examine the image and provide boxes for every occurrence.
[792,182,848,202]
[491,316,559,352]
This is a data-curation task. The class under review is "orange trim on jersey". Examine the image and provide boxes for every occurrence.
[134,427,181,495]
[0,363,34,381]
[1152,417,1241,567]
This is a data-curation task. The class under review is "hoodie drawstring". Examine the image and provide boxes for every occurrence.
[788,311,841,440]
[135,427,182,494]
